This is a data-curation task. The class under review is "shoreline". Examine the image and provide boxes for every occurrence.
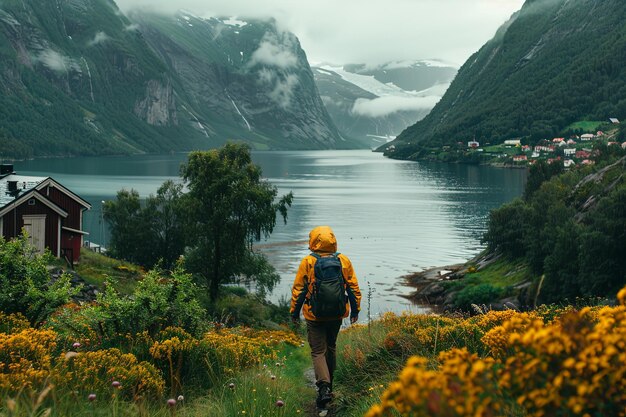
[401,251,508,311]
[400,263,466,311]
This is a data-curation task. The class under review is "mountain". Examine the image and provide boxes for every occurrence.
[131,11,347,150]
[313,61,456,147]
[382,0,626,159]
[0,0,345,159]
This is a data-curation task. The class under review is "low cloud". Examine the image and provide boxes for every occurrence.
[88,31,111,46]
[249,32,298,69]
[32,49,71,73]
[268,73,298,109]
[352,95,441,118]
[114,0,525,66]
[257,68,298,109]
[124,23,140,31]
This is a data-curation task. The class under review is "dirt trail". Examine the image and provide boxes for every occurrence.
[304,367,334,417]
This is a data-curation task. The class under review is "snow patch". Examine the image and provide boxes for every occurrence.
[223,17,248,27]
[320,65,406,97]
[314,67,335,76]
[180,9,201,20]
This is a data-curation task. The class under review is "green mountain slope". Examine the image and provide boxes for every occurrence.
[383,0,626,159]
[0,0,206,158]
[0,1,345,159]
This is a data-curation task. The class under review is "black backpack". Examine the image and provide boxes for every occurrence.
[309,253,347,318]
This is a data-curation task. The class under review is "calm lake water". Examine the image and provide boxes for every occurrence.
[15,150,526,316]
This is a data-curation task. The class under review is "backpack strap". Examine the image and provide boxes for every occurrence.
[310,252,340,258]
[310,252,346,286]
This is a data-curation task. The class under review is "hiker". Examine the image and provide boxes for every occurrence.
[290,226,361,410]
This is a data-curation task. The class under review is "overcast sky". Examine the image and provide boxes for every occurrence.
[115,0,525,67]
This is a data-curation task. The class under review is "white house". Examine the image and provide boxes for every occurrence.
[581,133,595,141]
[564,148,576,157]
[504,139,521,146]
[563,159,575,168]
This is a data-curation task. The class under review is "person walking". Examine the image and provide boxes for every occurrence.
[290,225,361,410]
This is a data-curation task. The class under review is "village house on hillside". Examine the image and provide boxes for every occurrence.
[0,164,91,264]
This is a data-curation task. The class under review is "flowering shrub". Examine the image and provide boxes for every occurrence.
[492,305,626,416]
[199,329,277,374]
[367,286,626,417]
[1,318,301,401]
[0,312,30,334]
[56,348,164,399]
[366,350,503,417]
[0,328,57,391]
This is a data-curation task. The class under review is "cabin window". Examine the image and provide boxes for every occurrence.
[28,199,36,206]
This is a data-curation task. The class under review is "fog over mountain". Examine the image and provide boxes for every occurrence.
[114,0,525,65]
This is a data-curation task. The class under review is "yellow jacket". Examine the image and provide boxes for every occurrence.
[290,226,361,321]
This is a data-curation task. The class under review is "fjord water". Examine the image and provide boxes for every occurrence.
[16,150,526,315]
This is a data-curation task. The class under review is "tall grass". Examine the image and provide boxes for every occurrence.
[0,345,314,417]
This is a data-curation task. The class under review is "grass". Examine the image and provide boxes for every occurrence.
[1,344,314,417]
[465,258,532,288]
[443,258,533,293]
[74,249,144,294]
[565,120,607,133]
[483,144,521,155]
[333,322,405,416]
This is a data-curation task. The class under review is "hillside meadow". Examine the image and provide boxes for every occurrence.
[1,256,625,416]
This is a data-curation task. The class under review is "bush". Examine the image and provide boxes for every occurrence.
[366,286,626,417]
[453,284,504,311]
[47,266,207,347]
[0,235,78,325]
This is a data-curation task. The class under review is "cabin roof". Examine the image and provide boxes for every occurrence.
[0,174,48,208]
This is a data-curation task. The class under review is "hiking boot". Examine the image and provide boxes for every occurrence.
[316,382,332,408]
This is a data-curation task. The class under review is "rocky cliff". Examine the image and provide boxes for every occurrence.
[0,0,347,158]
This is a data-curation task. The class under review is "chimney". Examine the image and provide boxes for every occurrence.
[0,164,14,176]
[8,180,18,192]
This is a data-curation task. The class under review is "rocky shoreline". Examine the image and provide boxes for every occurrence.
[403,252,528,312]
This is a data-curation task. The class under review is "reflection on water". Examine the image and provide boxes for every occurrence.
[15,150,526,316]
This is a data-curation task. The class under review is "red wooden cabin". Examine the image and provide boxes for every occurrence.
[0,164,91,264]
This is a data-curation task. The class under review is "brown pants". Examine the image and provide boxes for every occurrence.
[306,319,342,386]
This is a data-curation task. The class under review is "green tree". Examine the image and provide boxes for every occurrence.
[0,235,78,325]
[143,180,187,268]
[578,187,626,296]
[523,160,564,201]
[103,182,187,269]
[181,143,293,301]
[103,189,146,263]
[483,198,530,256]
